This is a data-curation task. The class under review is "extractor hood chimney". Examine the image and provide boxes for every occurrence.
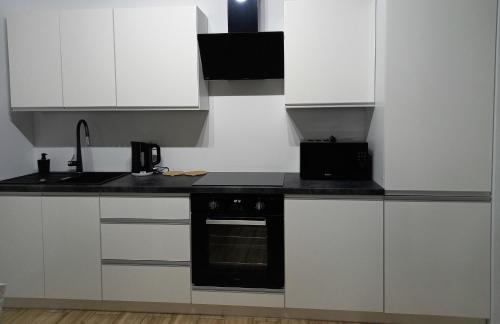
[228,0,259,33]
[197,0,284,80]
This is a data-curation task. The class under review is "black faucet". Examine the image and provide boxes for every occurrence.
[68,119,90,173]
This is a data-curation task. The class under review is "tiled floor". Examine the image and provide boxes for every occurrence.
[1,308,375,324]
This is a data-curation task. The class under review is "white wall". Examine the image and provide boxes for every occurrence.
[367,0,386,186]
[32,101,370,172]
[0,1,36,180]
[491,2,500,323]
[13,0,371,173]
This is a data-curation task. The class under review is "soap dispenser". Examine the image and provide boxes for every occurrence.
[37,153,50,175]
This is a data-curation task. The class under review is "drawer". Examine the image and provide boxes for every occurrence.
[101,224,190,261]
[191,290,284,308]
[100,196,189,220]
[102,265,190,303]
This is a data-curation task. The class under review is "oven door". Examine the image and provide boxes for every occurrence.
[192,214,284,289]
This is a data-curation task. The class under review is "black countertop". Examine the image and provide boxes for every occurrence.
[0,172,384,196]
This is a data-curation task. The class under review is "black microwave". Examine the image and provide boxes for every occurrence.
[300,141,372,180]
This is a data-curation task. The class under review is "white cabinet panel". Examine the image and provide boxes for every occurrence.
[284,0,375,107]
[285,198,383,312]
[7,11,63,108]
[60,9,116,107]
[0,196,44,298]
[102,265,190,303]
[385,201,491,318]
[114,6,201,108]
[101,224,190,261]
[100,196,189,220]
[42,196,101,300]
[383,0,496,191]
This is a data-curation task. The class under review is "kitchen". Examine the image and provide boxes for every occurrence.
[0,0,499,324]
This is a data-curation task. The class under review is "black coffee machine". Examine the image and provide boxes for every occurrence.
[131,141,161,176]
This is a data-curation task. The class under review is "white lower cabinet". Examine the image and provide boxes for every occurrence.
[385,201,491,318]
[285,198,383,312]
[42,196,101,300]
[102,265,190,303]
[0,196,44,298]
[2,192,492,319]
[100,196,191,303]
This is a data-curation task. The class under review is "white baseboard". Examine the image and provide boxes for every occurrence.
[4,298,487,324]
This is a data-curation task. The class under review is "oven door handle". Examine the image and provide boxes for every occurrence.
[205,219,267,226]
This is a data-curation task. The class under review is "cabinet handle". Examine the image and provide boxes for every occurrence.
[206,219,266,226]
[102,259,190,267]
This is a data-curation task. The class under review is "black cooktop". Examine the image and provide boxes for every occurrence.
[193,172,284,187]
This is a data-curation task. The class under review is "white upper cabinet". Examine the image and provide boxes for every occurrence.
[284,0,375,108]
[7,6,207,110]
[114,6,208,108]
[382,0,496,192]
[60,9,116,107]
[7,11,63,108]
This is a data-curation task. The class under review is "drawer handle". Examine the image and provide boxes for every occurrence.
[102,259,190,267]
[206,219,266,226]
[101,218,190,225]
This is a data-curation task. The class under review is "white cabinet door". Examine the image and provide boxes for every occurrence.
[385,201,491,318]
[102,265,190,303]
[285,198,383,312]
[60,9,116,107]
[0,196,44,298]
[114,6,201,108]
[42,196,101,300]
[383,0,496,192]
[7,11,63,108]
[284,0,375,107]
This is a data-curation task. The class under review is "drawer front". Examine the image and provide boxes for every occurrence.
[191,290,284,308]
[101,224,190,261]
[100,197,189,220]
[102,265,190,303]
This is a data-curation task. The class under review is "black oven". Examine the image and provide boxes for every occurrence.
[191,193,284,290]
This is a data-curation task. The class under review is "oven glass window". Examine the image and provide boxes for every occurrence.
[208,225,268,270]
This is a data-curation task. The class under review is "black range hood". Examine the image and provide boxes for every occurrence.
[198,32,284,80]
[197,0,284,80]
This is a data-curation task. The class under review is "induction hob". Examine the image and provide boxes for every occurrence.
[193,172,284,187]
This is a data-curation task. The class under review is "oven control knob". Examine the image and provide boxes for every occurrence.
[208,200,220,211]
[255,201,266,212]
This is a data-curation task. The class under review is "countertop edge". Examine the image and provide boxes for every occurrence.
[0,173,385,196]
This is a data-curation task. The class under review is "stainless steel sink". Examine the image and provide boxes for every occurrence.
[0,172,128,185]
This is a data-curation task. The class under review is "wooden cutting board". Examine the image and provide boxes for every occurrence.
[163,170,185,176]
[163,170,207,177]
[184,170,207,177]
